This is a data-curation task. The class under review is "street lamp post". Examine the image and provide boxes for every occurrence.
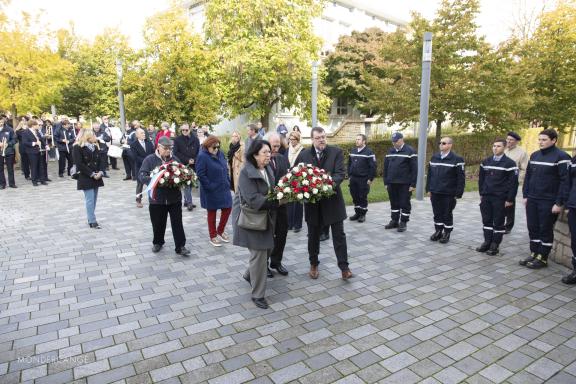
[311,61,319,129]
[416,32,433,201]
[115,58,126,132]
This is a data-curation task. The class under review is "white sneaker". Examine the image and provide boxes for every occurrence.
[210,237,222,247]
[218,232,230,243]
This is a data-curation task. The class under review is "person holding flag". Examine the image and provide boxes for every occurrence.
[139,136,190,256]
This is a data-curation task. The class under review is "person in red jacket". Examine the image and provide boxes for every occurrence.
[155,121,173,147]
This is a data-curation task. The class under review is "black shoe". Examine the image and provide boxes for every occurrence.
[561,271,576,285]
[243,273,251,284]
[58,174,64,178]
[267,267,274,278]
[176,247,190,256]
[123,177,132,181]
[187,205,193,211]
[357,215,366,223]
[476,242,490,252]
[519,253,536,266]
[252,297,269,309]
[25,176,30,180]
[9,185,17,188]
[293,228,301,233]
[319,233,330,242]
[486,244,499,256]
[32,182,39,186]
[89,223,101,229]
[0,185,5,190]
[46,178,52,182]
[152,244,162,253]
[40,181,48,185]
[271,264,289,276]
[430,230,443,241]
[397,222,407,232]
[192,204,197,208]
[526,255,547,269]
[349,213,361,221]
[439,232,451,244]
[385,220,398,229]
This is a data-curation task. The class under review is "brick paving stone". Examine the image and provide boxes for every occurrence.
[525,356,564,380]
[268,362,311,384]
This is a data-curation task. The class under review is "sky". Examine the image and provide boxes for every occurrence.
[2,0,551,48]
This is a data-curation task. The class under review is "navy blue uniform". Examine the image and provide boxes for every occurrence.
[478,154,518,247]
[565,157,576,272]
[94,129,111,175]
[523,145,570,260]
[54,126,75,176]
[0,125,17,187]
[21,128,48,184]
[425,151,465,234]
[122,129,136,179]
[16,128,30,179]
[348,146,376,217]
[384,144,417,223]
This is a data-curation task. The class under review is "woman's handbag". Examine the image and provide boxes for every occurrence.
[237,191,268,231]
[107,145,123,159]
[70,165,79,180]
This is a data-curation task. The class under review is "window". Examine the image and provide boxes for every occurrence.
[336,97,348,116]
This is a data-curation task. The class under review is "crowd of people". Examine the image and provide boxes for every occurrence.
[2,112,576,310]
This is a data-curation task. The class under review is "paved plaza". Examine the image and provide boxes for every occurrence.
[1,163,576,384]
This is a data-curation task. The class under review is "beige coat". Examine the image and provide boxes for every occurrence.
[231,142,245,192]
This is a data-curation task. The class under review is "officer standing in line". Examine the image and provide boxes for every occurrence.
[476,139,519,256]
[520,128,570,269]
[348,134,376,223]
[0,114,17,189]
[426,137,465,244]
[504,131,529,233]
[383,132,417,232]
[562,155,576,284]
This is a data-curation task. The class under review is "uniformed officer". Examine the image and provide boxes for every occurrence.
[520,128,570,269]
[562,156,576,284]
[383,132,417,232]
[93,123,111,178]
[54,119,75,177]
[348,134,376,223]
[21,119,48,186]
[0,115,17,189]
[504,131,529,233]
[476,139,519,255]
[425,137,465,243]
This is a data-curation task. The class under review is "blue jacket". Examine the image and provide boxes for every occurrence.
[478,154,518,201]
[196,148,232,210]
[0,126,16,156]
[130,139,155,174]
[53,127,75,152]
[383,144,417,186]
[523,145,571,204]
[566,156,576,209]
[425,151,465,197]
[348,146,376,180]
[139,153,182,205]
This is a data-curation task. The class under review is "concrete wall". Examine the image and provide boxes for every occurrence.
[552,211,573,268]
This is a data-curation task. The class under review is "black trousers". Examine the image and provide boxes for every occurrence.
[99,152,109,174]
[526,198,557,257]
[109,156,118,169]
[58,150,73,176]
[504,203,515,231]
[287,202,303,230]
[0,155,15,186]
[568,208,576,269]
[388,183,412,222]
[28,152,47,182]
[307,220,349,271]
[20,143,30,178]
[122,149,135,179]
[349,176,370,213]
[149,203,186,250]
[270,207,288,266]
[431,193,457,233]
[480,195,506,245]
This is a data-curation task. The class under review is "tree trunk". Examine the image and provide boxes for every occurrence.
[261,110,271,133]
[434,119,443,146]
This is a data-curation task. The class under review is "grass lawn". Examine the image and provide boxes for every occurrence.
[340,177,479,206]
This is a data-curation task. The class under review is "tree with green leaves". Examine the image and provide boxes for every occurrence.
[123,6,222,126]
[204,0,330,126]
[521,0,576,129]
[0,10,73,125]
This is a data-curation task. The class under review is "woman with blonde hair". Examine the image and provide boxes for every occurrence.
[72,128,105,229]
[287,130,304,232]
[228,130,244,192]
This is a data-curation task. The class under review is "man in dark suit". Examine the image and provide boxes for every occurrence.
[173,123,200,211]
[130,128,155,208]
[22,119,48,186]
[267,133,291,277]
[296,127,353,280]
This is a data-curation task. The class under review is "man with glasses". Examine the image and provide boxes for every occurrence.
[139,136,190,256]
[296,127,353,280]
[173,123,200,211]
[425,137,465,244]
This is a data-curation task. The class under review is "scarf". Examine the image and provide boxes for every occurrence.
[228,141,241,164]
[288,143,303,166]
[86,143,96,152]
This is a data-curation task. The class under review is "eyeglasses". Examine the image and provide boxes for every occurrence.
[439,142,450,145]
[212,146,220,150]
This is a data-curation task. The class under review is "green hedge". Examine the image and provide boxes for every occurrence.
[337,133,499,177]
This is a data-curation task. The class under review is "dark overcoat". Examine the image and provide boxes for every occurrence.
[72,145,104,190]
[196,148,233,210]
